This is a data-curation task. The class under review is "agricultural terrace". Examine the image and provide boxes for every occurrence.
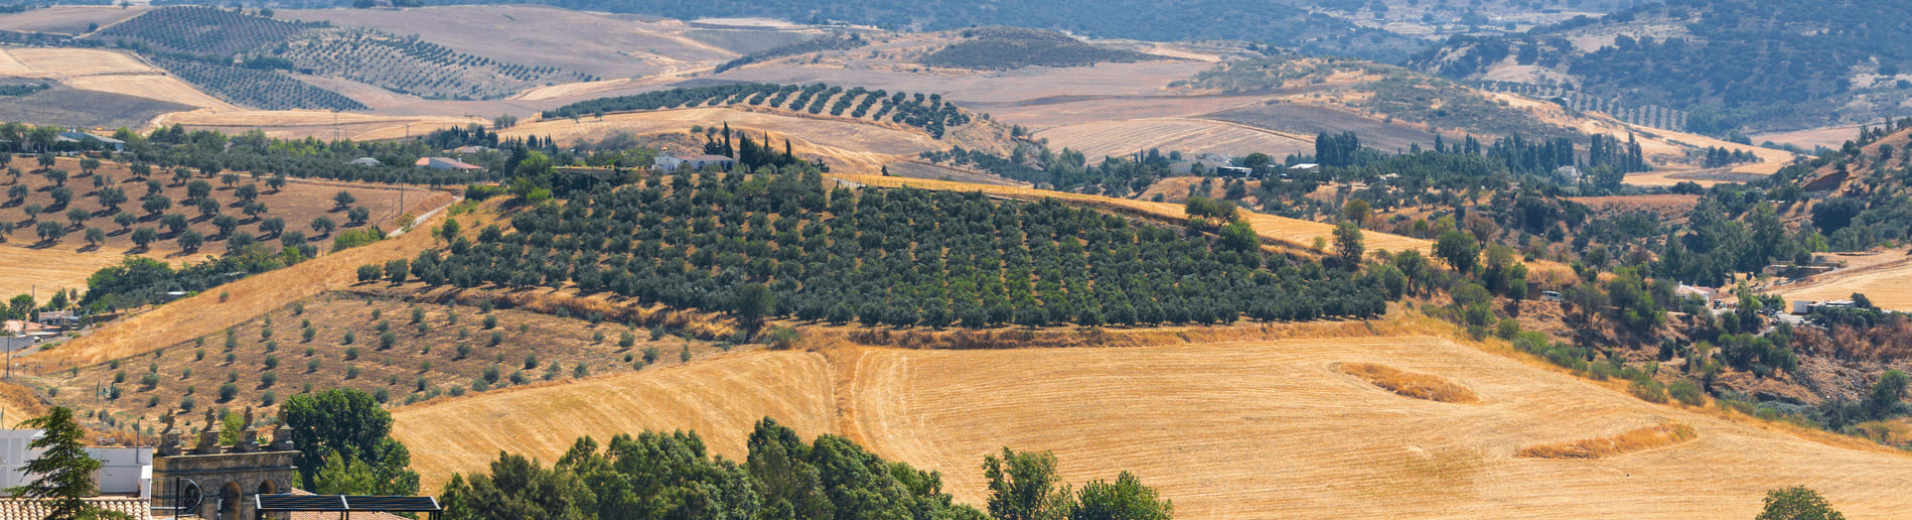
[545,83,975,138]
[34,292,728,432]
[382,171,1392,329]
[93,6,313,55]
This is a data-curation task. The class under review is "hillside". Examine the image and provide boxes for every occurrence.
[300,0,1420,62]
[920,26,1163,71]
[385,328,1912,519]
[1409,0,1912,134]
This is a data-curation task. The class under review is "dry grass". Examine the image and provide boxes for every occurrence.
[1516,423,1699,459]
[0,48,235,110]
[1033,118,1312,161]
[0,6,148,34]
[392,350,836,492]
[1337,362,1482,404]
[391,332,1912,519]
[1772,255,1912,312]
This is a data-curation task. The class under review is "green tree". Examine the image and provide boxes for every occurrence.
[1756,486,1845,520]
[281,388,418,492]
[1864,369,1907,420]
[1333,222,1364,268]
[985,448,1073,520]
[1434,230,1480,274]
[733,283,775,335]
[1070,472,1171,520]
[5,407,131,520]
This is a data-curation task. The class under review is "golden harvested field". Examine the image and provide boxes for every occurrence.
[974,95,1272,128]
[837,174,1434,255]
[392,335,1912,519]
[1753,125,1868,152]
[1033,118,1312,161]
[393,350,836,491]
[0,6,148,34]
[1771,255,1912,312]
[0,47,234,110]
[0,244,159,307]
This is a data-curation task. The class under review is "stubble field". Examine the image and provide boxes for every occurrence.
[389,334,1912,519]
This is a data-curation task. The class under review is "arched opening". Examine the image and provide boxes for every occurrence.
[219,481,241,514]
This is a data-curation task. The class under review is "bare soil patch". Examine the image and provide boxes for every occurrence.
[1209,102,1439,152]
[1033,118,1311,162]
[0,6,149,34]
[1337,362,1482,404]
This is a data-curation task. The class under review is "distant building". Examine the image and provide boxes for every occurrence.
[452,145,489,154]
[33,311,77,330]
[414,157,484,171]
[654,154,735,172]
[1290,163,1319,171]
[0,429,152,499]
[347,157,381,167]
[1554,165,1582,181]
[54,132,124,152]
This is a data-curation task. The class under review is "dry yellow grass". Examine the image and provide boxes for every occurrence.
[1033,118,1312,161]
[0,47,235,110]
[1516,423,1699,459]
[1771,255,1912,312]
[1337,361,1482,404]
[393,350,837,492]
[0,244,211,307]
[62,74,232,110]
[392,334,1912,519]
[836,174,1435,255]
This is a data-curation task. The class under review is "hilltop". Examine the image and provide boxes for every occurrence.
[1409,0,1912,134]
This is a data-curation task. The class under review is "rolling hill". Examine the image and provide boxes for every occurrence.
[384,328,1912,519]
[1409,0,1912,134]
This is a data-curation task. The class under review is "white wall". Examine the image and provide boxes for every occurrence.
[0,429,152,498]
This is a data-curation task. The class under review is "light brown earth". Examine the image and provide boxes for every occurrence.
[0,6,148,34]
[155,110,488,140]
[1771,254,1912,312]
[392,333,1912,520]
[1032,118,1312,161]
[0,48,234,110]
[393,350,836,488]
[1753,125,1870,152]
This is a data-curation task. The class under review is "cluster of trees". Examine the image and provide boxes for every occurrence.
[282,389,421,496]
[699,124,812,172]
[279,31,594,101]
[375,171,1390,329]
[77,250,301,312]
[922,26,1157,70]
[1700,146,1762,168]
[439,418,1170,520]
[544,83,974,138]
[153,57,368,111]
[64,124,502,186]
[93,5,311,55]
[714,33,868,73]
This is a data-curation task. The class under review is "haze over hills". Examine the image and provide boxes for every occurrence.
[0,2,1910,520]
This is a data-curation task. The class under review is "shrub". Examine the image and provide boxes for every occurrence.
[379,332,397,350]
[306,359,320,373]
[260,391,275,406]
[642,347,660,364]
[341,330,355,345]
[181,395,195,411]
[1629,377,1669,404]
[1669,380,1705,406]
[346,365,359,379]
[218,383,238,402]
[302,327,315,342]
[488,331,503,347]
[618,332,636,348]
[262,355,278,369]
[344,347,359,360]
[455,344,473,360]
[523,354,538,370]
[483,315,498,329]
[260,371,277,387]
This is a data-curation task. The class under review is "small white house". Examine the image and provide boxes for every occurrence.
[654,154,735,172]
[1791,300,1814,315]
[0,429,152,499]
[347,157,381,167]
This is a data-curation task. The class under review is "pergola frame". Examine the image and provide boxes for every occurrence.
[253,494,442,520]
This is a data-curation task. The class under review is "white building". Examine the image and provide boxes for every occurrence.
[0,429,152,499]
